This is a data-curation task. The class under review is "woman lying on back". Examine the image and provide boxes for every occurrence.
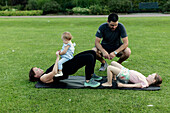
[29,50,102,88]
[102,61,162,88]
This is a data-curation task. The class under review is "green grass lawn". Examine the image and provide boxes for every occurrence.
[0,16,170,113]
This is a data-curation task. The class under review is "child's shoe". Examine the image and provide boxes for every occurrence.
[55,71,63,77]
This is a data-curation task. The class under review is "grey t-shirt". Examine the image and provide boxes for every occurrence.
[95,22,127,46]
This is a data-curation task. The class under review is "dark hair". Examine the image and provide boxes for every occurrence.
[108,13,119,22]
[151,73,162,86]
[29,67,39,82]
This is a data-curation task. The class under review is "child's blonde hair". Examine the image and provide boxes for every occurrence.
[62,32,73,40]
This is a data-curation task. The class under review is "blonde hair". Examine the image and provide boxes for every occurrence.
[62,32,73,40]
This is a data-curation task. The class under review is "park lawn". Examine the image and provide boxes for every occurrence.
[0,16,169,113]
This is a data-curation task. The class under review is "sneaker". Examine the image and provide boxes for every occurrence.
[99,62,108,71]
[54,71,63,77]
[92,73,102,81]
[84,78,100,88]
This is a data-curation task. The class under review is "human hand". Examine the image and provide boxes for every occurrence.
[109,52,116,60]
[56,50,60,56]
[102,51,110,59]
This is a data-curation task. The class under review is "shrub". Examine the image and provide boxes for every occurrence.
[162,0,170,13]
[72,7,89,14]
[0,6,11,11]
[27,0,38,10]
[89,5,102,15]
[108,0,131,13]
[72,0,100,8]
[42,1,61,14]
[60,1,76,12]
[89,5,110,15]
[13,5,25,10]
[0,10,43,16]
[102,6,110,15]
[37,0,51,10]
[66,8,74,14]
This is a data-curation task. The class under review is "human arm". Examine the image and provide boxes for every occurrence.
[117,82,142,88]
[59,45,70,55]
[95,37,110,59]
[109,37,128,59]
[40,54,60,83]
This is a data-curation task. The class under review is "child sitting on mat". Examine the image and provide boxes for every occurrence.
[55,32,75,77]
[102,61,162,88]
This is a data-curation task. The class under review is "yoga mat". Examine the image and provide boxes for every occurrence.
[35,76,160,91]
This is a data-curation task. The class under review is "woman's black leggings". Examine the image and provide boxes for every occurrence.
[51,50,96,81]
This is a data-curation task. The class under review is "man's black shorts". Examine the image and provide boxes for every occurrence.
[101,43,123,57]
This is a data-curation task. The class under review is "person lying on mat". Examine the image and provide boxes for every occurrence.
[102,61,162,88]
[29,50,102,88]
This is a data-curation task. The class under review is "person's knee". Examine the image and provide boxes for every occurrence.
[107,65,112,71]
[126,48,131,57]
[123,47,131,57]
[92,47,97,52]
[111,61,117,66]
[92,47,102,57]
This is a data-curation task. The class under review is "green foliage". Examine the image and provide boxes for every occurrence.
[72,7,89,14]
[42,1,61,14]
[0,5,11,11]
[37,0,51,10]
[13,4,25,10]
[108,0,131,13]
[89,5,102,15]
[72,0,100,8]
[89,5,110,15]
[66,8,74,14]
[162,0,170,12]
[0,10,43,16]
[102,6,110,15]
[55,0,76,12]
[26,0,38,10]
[0,5,24,11]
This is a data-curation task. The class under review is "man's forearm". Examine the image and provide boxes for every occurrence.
[115,43,128,53]
[95,42,106,53]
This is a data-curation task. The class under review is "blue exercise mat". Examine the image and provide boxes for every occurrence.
[35,76,161,91]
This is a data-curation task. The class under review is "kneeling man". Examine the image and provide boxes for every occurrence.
[92,13,131,71]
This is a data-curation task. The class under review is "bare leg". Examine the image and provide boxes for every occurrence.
[58,70,62,73]
[102,65,121,87]
[117,47,131,64]
[111,61,123,69]
[92,47,105,64]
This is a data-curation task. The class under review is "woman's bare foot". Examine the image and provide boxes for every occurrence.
[102,82,112,87]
